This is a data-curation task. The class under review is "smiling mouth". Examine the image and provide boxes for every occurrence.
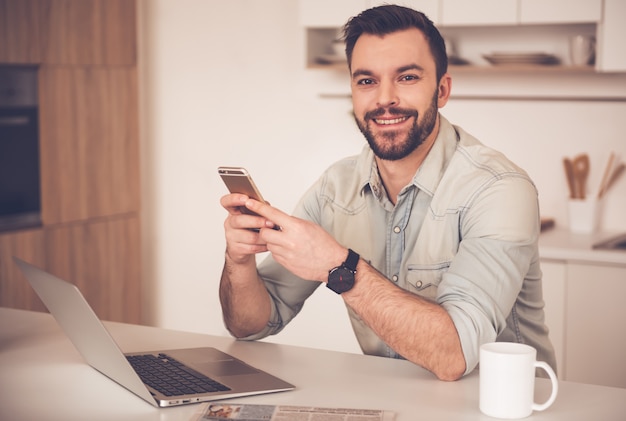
[374,116,410,125]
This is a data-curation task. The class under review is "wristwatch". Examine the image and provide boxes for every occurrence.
[327,249,360,294]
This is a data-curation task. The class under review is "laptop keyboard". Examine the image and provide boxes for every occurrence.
[127,353,231,397]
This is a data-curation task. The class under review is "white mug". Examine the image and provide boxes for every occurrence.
[569,35,595,66]
[479,342,558,419]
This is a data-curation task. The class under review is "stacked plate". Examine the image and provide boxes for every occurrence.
[482,52,560,66]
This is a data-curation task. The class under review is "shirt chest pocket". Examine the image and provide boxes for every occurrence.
[405,262,450,301]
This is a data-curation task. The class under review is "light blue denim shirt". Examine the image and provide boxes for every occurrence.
[249,115,556,376]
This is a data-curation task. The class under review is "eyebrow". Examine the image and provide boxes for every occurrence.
[351,63,425,80]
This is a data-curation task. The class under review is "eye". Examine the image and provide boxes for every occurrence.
[399,74,419,82]
[356,78,376,86]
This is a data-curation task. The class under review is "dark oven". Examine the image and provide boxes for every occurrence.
[0,66,41,232]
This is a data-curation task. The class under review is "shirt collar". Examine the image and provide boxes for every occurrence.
[357,114,460,199]
[413,115,459,196]
[355,146,385,202]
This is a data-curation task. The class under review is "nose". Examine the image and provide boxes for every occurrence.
[376,80,398,108]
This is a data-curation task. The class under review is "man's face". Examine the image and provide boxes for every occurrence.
[350,28,443,161]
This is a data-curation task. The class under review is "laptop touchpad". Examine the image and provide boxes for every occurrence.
[199,360,260,376]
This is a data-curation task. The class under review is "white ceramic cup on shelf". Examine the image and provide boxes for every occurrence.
[479,342,558,419]
[569,35,595,66]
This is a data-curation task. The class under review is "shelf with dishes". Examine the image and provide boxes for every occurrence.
[306,22,610,75]
[450,51,594,73]
[303,10,626,102]
[449,65,595,74]
[308,55,596,74]
[309,37,596,73]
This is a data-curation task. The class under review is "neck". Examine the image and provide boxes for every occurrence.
[375,117,440,205]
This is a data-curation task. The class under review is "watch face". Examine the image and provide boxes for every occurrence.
[327,267,355,294]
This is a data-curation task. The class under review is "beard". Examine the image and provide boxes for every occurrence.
[354,90,439,161]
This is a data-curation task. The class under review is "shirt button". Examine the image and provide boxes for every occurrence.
[393,226,401,233]
[416,280,423,288]
[372,184,382,199]
[392,275,398,282]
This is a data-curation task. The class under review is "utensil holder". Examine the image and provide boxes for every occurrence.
[568,198,602,233]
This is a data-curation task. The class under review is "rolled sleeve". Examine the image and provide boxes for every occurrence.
[237,253,321,341]
[437,176,539,374]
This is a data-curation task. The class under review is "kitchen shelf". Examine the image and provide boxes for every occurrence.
[318,92,626,103]
[449,64,596,74]
[308,62,596,74]
[304,16,626,73]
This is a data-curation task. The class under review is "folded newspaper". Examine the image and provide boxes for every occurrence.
[194,403,396,420]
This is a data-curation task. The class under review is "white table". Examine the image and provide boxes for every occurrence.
[1,307,625,420]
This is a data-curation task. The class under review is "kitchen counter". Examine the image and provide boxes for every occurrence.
[539,227,626,266]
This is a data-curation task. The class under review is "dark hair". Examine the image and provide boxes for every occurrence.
[342,4,448,82]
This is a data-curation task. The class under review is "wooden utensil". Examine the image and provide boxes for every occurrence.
[597,152,616,198]
[572,154,590,199]
[563,158,576,199]
[603,163,625,196]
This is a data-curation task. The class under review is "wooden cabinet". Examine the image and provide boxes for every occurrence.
[38,67,140,225]
[0,0,141,324]
[0,228,46,312]
[0,0,43,63]
[41,0,136,65]
[0,215,141,323]
[0,0,136,65]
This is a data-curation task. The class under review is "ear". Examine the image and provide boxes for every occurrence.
[437,73,452,108]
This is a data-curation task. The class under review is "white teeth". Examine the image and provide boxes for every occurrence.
[375,116,408,125]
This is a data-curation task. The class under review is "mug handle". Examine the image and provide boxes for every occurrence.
[533,361,559,411]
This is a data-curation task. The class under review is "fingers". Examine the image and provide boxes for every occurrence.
[244,198,288,228]
[223,214,269,263]
[221,194,276,263]
[220,193,250,214]
[221,194,279,227]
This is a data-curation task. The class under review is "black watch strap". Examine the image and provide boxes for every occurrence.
[344,248,359,272]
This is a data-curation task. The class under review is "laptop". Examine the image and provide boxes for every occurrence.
[14,257,295,407]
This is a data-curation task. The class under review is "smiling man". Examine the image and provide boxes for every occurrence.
[219,5,556,381]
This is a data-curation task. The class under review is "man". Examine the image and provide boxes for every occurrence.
[219,4,556,381]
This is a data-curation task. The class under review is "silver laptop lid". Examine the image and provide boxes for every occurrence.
[14,257,295,407]
[14,257,157,404]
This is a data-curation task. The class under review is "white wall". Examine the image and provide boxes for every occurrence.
[139,0,626,355]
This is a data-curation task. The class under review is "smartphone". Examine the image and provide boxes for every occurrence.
[219,167,281,231]
[218,166,265,200]
[218,166,266,218]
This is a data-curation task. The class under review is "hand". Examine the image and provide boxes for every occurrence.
[244,198,347,283]
[220,193,278,264]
